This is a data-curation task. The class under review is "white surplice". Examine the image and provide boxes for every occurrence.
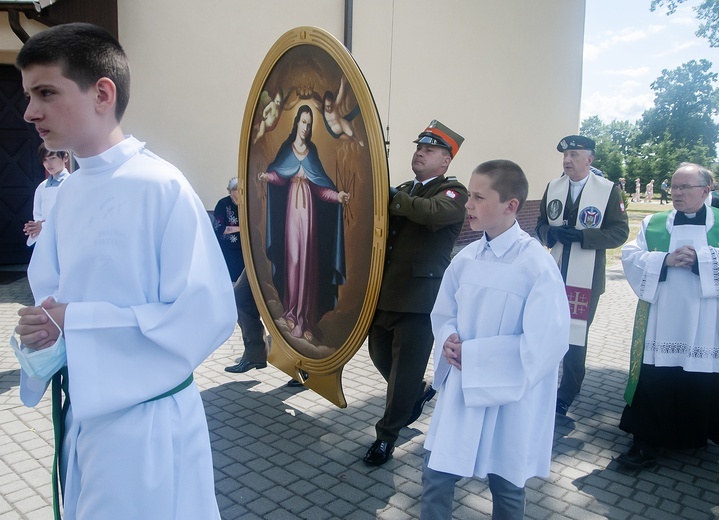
[621,207,719,373]
[19,137,236,520]
[426,223,570,487]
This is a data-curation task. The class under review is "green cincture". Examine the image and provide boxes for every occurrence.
[51,371,194,518]
[624,207,719,405]
[51,368,69,520]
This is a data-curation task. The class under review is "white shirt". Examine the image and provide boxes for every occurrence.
[569,174,589,203]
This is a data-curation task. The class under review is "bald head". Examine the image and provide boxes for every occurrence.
[671,163,713,214]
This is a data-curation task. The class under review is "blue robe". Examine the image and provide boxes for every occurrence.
[265,139,346,335]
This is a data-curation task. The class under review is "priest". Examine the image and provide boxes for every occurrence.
[535,135,629,416]
[618,162,719,469]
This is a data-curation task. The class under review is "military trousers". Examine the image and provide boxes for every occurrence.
[368,310,434,443]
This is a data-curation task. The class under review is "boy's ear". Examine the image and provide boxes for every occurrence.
[94,77,117,115]
[506,198,520,213]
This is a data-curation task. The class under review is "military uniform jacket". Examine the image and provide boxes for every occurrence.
[377,175,468,314]
[535,182,628,296]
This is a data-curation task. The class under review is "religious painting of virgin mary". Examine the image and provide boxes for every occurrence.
[238,27,389,407]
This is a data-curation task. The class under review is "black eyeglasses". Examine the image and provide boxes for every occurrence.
[670,184,707,192]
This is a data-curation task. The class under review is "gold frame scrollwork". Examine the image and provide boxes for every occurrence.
[238,26,388,407]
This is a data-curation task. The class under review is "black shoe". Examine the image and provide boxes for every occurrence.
[555,398,569,416]
[286,369,309,387]
[363,440,395,466]
[225,360,267,373]
[405,385,437,426]
[616,444,657,469]
[235,335,272,363]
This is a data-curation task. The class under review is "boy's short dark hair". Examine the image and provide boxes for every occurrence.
[38,142,68,162]
[473,159,529,211]
[16,23,130,121]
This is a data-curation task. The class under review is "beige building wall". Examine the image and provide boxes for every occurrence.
[1,0,585,207]
[0,13,45,62]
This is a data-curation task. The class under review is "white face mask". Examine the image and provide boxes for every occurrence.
[10,308,67,382]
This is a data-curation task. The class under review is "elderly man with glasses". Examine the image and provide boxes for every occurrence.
[617,162,719,469]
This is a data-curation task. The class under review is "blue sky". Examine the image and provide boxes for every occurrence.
[582,0,719,124]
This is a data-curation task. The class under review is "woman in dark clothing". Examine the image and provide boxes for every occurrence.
[213,177,244,282]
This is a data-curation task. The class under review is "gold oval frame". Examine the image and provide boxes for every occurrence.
[238,26,388,407]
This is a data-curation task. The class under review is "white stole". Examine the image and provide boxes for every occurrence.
[546,173,613,345]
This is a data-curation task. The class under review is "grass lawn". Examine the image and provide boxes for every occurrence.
[606,198,669,267]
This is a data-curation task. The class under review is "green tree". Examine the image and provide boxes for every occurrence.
[581,58,719,189]
[675,139,715,166]
[599,147,626,181]
[580,116,634,182]
[580,115,605,141]
[607,120,637,155]
[653,132,680,181]
[651,0,719,47]
[636,59,719,150]
[625,147,655,188]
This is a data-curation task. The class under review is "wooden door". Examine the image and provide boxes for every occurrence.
[0,64,44,265]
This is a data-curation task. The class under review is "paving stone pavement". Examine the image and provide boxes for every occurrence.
[0,266,717,520]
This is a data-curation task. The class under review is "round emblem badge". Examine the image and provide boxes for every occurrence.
[579,206,603,228]
[547,199,563,221]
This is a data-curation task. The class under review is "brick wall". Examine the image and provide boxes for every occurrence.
[453,198,541,253]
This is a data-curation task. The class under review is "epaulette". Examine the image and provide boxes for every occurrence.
[442,176,465,188]
[397,180,414,189]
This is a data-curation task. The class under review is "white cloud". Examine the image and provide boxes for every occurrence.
[657,39,700,56]
[580,91,655,122]
[602,66,651,78]
[582,0,719,124]
[584,42,601,61]
[584,28,650,61]
[620,80,641,89]
[647,24,666,34]
[668,11,697,27]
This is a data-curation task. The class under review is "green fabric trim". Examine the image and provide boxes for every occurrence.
[51,372,194,518]
[709,207,719,244]
[143,374,194,403]
[52,367,69,520]
[624,300,650,405]
[644,211,671,251]
[625,211,669,405]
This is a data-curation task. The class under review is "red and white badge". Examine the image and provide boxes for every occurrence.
[445,189,458,199]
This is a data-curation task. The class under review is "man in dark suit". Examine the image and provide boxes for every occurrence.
[364,120,468,465]
[535,135,629,417]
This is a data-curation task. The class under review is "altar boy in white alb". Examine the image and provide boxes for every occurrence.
[24,144,70,246]
[13,24,236,519]
[421,160,570,520]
